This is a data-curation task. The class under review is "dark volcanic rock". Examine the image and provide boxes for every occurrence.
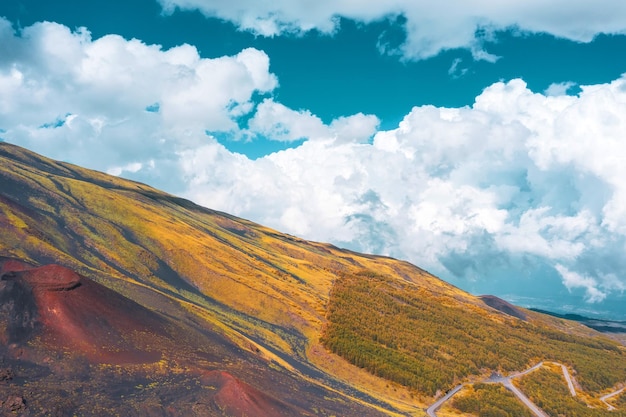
[0,276,41,344]
[2,395,26,412]
[0,258,43,345]
[0,368,15,382]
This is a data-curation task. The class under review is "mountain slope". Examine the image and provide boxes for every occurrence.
[0,142,397,416]
[1,142,625,416]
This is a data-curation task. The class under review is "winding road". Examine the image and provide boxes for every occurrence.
[425,385,463,417]
[601,387,626,411]
[426,361,626,416]
[558,363,576,397]
[501,379,549,417]
[426,362,547,417]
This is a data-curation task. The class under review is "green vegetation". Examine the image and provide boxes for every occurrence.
[4,143,626,416]
[321,271,626,396]
[452,383,534,417]
[516,368,626,416]
[615,390,626,408]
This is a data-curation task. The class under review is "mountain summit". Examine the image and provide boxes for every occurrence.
[1,142,625,416]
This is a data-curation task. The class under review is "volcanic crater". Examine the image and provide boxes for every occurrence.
[0,258,168,364]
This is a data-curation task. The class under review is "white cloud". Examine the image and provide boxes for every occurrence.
[157,0,626,60]
[0,18,277,180]
[498,208,592,260]
[248,99,328,142]
[183,75,626,305]
[448,58,468,79]
[248,99,379,143]
[106,161,145,176]
[556,264,606,303]
[330,113,380,144]
[544,81,576,96]
[5,18,626,306]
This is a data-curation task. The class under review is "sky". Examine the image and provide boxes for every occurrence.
[2,0,626,319]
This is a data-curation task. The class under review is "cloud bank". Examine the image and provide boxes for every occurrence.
[0,18,277,189]
[187,78,626,304]
[249,99,380,143]
[157,0,626,60]
[2,18,626,306]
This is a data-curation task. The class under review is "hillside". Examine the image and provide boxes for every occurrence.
[1,142,625,416]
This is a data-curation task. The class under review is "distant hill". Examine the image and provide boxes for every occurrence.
[1,142,625,416]
[480,294,528,321]
[531,308,626,334]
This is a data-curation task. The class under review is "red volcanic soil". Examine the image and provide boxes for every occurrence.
[0,260,315,416]
[0,257,34,274]
[1,262,169,364]
[0,258,385,417]
[202,370,308,417]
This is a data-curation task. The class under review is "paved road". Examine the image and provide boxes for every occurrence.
[509,362,543,378]
[601,387,625,411]
[560,364,576,397]
[487,363,548,417]
[425,361,626,417]
[426,384,464,417]
[427,362,547,417]
[502,379,550,417]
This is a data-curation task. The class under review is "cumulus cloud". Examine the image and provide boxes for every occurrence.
[4,17,626,309]
[182,77,626,307]
[556,265,607,303]
[248,99,328,142]
[0,18,277,186]
[248,99,379,143]
[157,0,626,60]
[544,81,577,96]
[330,113,381,144]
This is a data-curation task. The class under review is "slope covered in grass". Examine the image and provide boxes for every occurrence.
[451,383,534,417]
[515,366,626,416]
[322,271,626,396]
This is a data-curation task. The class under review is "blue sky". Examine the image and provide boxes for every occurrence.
[2,0,626,318]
